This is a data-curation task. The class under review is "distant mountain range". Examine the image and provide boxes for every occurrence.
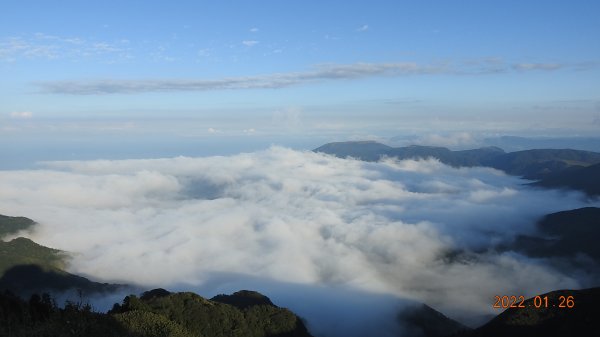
[314,141,506,166]
[314,141,600,195]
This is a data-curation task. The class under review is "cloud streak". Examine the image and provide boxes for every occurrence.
[0,34,131,63]
[34,60,580,95]
[0,147,597,334]
[512,62,563,71]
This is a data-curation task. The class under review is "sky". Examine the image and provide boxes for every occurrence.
[2,3,600,334]
[1,0,600,163]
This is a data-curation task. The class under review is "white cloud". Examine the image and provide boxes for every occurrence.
[250,27,259,33]
[197,48,211,58]
[90,42,122,53]
[0,147,595,333]
[357,24,369,32]
[242,40,259,47]
[10,111,33,119]
[513,63,562,71]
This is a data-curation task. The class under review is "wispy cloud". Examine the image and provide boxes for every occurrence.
[357,24,369,32]
[242,40,259,47]
[150,45,176,62]
[10,111,33,119]
[250,27,259,33]
[0,37,49,61]
[0,34,131,62]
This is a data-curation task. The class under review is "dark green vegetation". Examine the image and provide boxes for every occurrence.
[458,288,600,337]
[315,141,600,183]
[0,290,134,337]
[511,207,600,262]
[113,289,310,337]
[0,288,312,337]
[0,215,36,239]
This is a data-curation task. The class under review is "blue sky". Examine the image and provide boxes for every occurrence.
[1,0,600,164]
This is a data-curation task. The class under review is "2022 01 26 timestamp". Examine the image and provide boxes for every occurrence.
[493,295,575,309]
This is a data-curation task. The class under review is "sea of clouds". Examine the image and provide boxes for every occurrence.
[0,147,596,336]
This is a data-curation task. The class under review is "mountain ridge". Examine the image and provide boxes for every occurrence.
[314,141,600,194]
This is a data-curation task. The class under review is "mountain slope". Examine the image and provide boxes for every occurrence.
[0,264,123,296]
[511,207,600,262]
[532,162,600,196]
[0,214,36,238]
[399,303,471,337]
[0,215,124,297]
[0,237,66,275]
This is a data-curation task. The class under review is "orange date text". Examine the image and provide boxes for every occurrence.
[493,295,574,309]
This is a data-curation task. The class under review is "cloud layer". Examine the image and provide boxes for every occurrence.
[0,148,596,334]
